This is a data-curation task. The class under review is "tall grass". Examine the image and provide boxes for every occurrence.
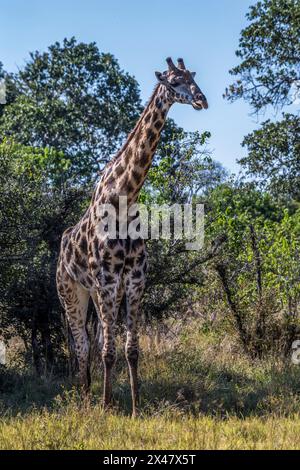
[1,322,300,449]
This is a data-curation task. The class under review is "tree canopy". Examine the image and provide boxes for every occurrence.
[241,113,300,200]
[0,38,141,180]
[225,0,300,204]
[225,0,300,112]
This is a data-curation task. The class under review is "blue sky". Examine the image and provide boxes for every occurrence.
[0,0,261,173]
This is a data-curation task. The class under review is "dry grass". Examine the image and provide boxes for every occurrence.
[2,403,300,450]
[1,322,300,449]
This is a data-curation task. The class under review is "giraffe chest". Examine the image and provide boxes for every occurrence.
[62,219,147,292]
[88,236,146,278]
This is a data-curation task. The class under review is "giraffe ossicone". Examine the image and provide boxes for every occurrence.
[56,57,208,416]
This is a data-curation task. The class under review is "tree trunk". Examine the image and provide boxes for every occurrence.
[215,263,249,352]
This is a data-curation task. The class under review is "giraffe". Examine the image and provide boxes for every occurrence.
[56,57,208,416]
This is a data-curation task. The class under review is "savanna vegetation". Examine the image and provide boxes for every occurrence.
[0,0,300,450]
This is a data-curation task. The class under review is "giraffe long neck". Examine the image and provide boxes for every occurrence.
[97,84,173,206]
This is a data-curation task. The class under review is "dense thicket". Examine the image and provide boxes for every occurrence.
[215,0,300,354]
[0,40,223,373]
[0,0,299,374]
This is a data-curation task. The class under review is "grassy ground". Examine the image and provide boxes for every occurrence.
[1,323,300,449]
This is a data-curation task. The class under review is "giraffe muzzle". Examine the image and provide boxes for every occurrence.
[192,93,208,110]
[192,100,208,110]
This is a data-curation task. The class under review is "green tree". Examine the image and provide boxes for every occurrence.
[0,38,141,180]
[0,139,86,372]
[0,62,17,118]
[139,129,227,321]
[0,40,195,373]
[206,182,300,356]
[225,0,300,112]
[241,113,300,201]
[225,0,300,203]
[141,129,226,204]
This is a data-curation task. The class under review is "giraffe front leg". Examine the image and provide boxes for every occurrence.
[95,286,118,410]
[126,315,139,418]
[125,277,145,418]
[69,319,91,395]
[102,319,116,409]
[93,282,124,410]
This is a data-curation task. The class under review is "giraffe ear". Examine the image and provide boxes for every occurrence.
[191,72,196,78]
[155,71,165,83]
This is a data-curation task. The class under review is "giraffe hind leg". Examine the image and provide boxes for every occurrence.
[58,266,91,393]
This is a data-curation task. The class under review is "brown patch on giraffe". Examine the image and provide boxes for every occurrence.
[124,147,133,164]
[105,300,114,309]
[107,239,118,249]
[105,274,114,284]
[127,181,134,193]
[98,194,106,204]
[132,238,143,250]
[140,151,149,166]
[75,230,81,243]
[93,238,100,258]
[132,269,142,279]
[154,120,163,130]
[85,275,93,286]
[114,263,124,274]
[102,258,111,272]
[90,260,98,271]
[131,169,142,185]
[146,128,156,142]
[75,249,88,269]
[114,164,124,177]
[79,236,88,254]
[137,251,146,265]
[125,257,135,268]
[66,242,73,263]
[144,112,151,123]
[89,226,95,238]
[155,97,162,108]
[115,249,125,260]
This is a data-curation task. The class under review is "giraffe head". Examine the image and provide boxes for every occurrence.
[155,57,208,110]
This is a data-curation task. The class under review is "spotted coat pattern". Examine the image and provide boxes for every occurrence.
[56,58,208,416]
